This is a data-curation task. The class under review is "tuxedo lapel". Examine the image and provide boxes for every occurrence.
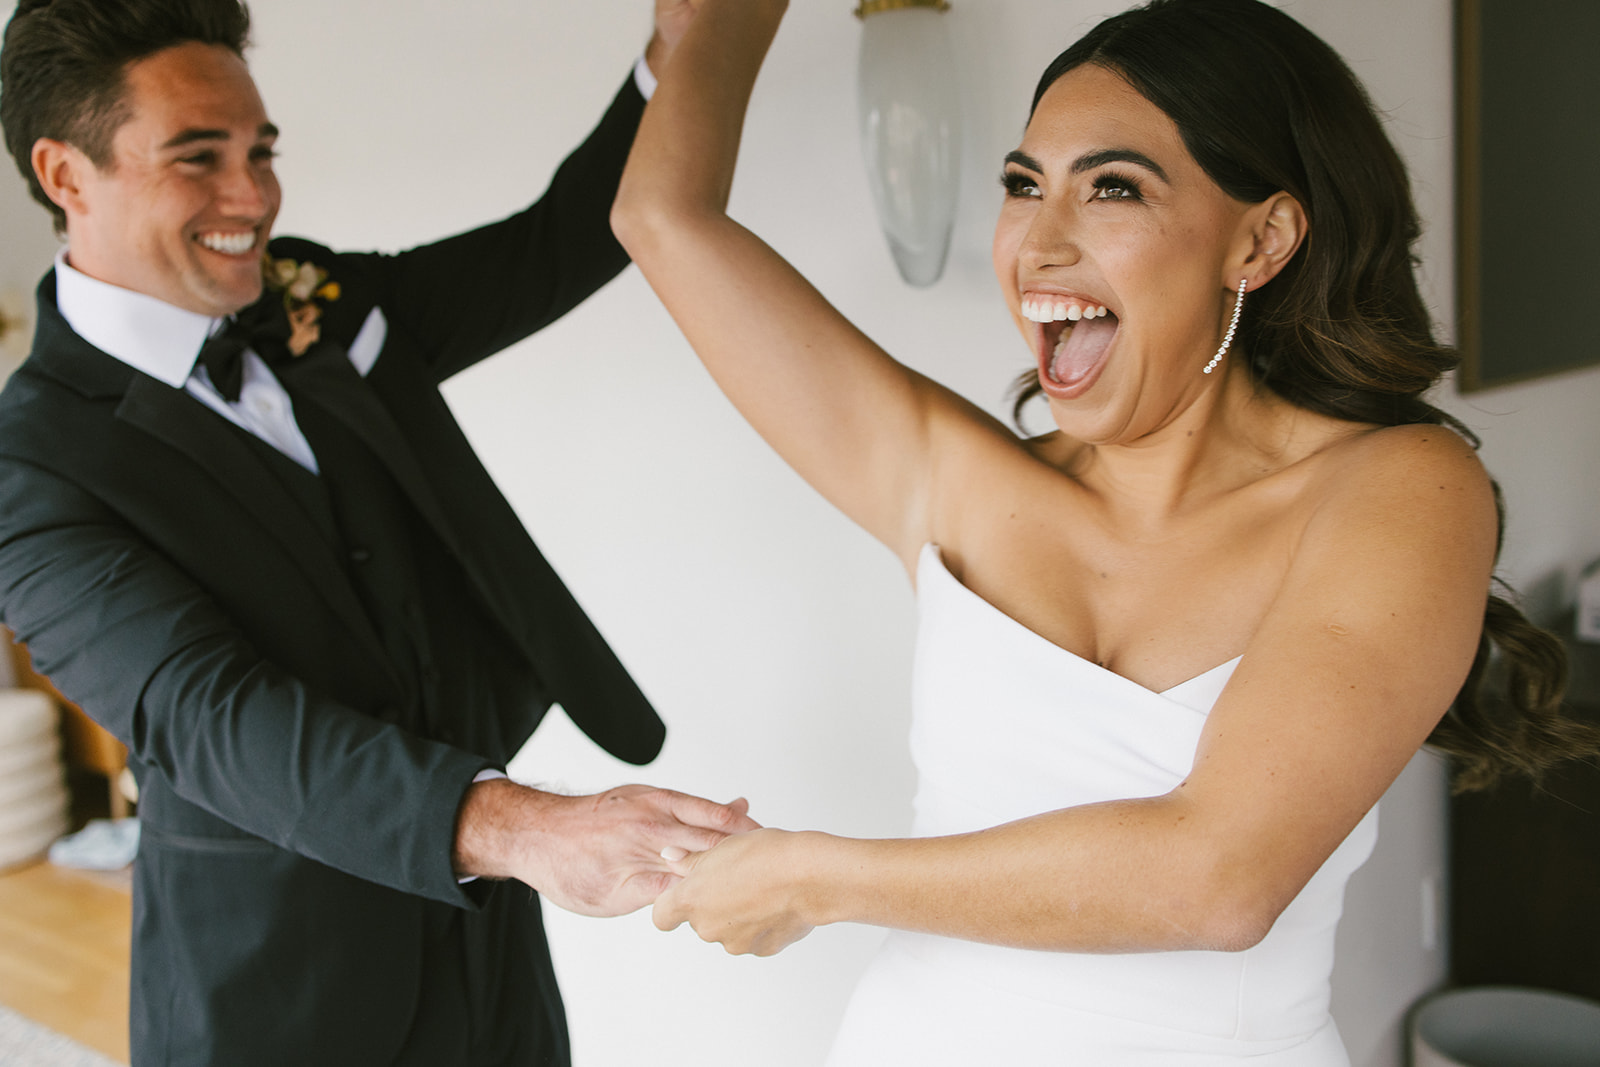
[271,340,546,666]
[114,371,396,678]
[250,260,538,662]
[274,342,460,556]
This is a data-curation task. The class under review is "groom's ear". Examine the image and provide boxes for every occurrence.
[31,138,94,221]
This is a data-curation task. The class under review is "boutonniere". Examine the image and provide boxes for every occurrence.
[262,254,342,356]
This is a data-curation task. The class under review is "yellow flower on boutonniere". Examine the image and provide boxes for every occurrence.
[261,253,342,356]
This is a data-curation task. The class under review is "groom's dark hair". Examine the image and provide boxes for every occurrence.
[1,0,253,232]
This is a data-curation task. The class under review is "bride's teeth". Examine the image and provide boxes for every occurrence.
[1023,295,1112,324]
[1023,298,1060,324]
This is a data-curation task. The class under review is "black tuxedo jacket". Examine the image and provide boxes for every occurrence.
[0,79,661,1065]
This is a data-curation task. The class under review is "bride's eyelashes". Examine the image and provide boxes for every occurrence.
[1001,168,1041,199]
[997,167,1146,202]
[1091,170,1143,201]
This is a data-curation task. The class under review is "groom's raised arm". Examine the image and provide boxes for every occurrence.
[343,2,704,385]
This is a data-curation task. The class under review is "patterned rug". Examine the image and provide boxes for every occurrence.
[0,1004,120,1067]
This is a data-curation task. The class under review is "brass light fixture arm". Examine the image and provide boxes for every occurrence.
[855,0,950,19]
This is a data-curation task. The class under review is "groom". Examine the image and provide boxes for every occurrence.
[0,1,748,1064]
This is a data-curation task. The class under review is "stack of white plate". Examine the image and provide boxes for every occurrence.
[0,689,68,869]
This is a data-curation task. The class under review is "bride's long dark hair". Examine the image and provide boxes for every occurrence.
[1011,0,1595,790]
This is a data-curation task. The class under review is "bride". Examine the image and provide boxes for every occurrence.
[613,0,1591,1062]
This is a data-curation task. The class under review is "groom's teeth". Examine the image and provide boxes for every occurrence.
[199,232,255,255]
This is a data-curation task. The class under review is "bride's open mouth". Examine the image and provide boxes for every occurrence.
[1021,294,1120,396]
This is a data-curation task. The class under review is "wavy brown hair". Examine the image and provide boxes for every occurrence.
[1011,0,1595,791]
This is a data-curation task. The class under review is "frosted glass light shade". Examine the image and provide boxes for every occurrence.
[856,5,961,287]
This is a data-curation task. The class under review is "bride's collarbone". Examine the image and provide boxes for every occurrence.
[944,511,1296,688]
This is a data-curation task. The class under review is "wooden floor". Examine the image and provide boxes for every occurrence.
[0,858,131,1064]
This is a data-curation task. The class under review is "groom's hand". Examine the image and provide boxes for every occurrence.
[452,778,757,916]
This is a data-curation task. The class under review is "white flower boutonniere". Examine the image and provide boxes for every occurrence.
[262,254,342,356]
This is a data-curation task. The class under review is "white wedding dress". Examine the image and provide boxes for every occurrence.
[825,544,1376,1066]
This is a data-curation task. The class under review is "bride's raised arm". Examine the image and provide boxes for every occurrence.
[612,0,1012,570]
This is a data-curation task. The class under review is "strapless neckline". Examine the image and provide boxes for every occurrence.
[919,543,1242,700]
[825,544,1375,1066]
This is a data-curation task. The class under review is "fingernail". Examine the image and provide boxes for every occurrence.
[661,846,689,862]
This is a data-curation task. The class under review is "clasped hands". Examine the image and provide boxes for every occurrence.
[453,777,813,955]
[654,825,822,957]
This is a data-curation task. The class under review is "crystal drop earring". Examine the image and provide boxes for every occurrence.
[1202,279,1248,375]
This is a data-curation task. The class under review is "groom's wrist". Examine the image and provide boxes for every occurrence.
[452,777,534,881]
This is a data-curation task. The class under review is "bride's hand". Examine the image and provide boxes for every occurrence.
[646,0,702,72]
[652,828,820,956]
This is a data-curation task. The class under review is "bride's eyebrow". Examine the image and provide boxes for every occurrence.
[1072,148,1168,182]
[1003,149,1043,172]
[1002,147,1169,184]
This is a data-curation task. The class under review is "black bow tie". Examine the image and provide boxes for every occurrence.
[197,297,292,402]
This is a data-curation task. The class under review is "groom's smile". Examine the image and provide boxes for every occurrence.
[53,40,281,318]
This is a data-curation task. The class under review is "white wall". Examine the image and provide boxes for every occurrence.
[4,1,1598,1064]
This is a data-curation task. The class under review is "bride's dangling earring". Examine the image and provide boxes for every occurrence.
[1202,279,1247,375]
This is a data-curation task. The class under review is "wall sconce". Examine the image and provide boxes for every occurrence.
[0,289,32,369]
[854,0,962,287]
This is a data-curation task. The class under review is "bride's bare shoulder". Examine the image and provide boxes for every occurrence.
[1316,422,1488,491]
[1300,422,1496,551]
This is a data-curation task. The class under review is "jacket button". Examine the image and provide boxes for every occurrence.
[350,547,372,564]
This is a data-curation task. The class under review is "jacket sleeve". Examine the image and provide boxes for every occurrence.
[0,453,489,908]
[310,74,647,385]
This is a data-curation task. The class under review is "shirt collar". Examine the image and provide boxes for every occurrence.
[53,247,223,389]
